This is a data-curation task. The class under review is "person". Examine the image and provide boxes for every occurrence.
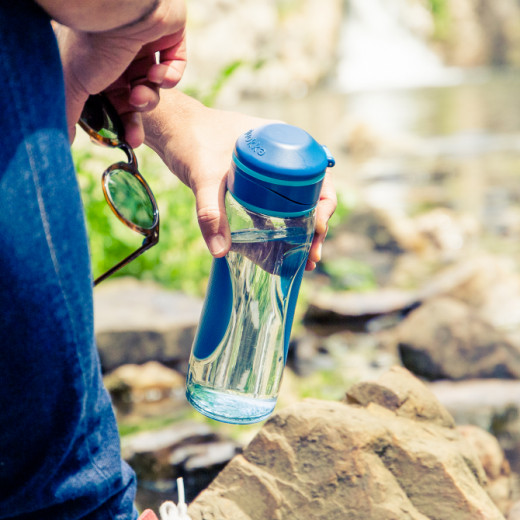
[0,1,336,519]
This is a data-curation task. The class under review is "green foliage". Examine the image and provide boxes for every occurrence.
[426,0,451,40]
[319,257,377,292]
[182,59,264,107]
[276,0,302,21]
[297,368,356,402]
[74,141,211,295]
[327,191,354,238]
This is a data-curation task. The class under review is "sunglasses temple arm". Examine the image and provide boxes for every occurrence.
[93,235,157,287]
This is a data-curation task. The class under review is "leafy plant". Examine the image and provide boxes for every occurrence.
[74,141,211,295]
[426,0,451,41]
[182,59,265,107]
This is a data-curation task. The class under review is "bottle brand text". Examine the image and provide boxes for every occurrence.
[244,129,265,156]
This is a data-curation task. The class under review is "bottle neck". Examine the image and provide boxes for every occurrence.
[226,191,316,236]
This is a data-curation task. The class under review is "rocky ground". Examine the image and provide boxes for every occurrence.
[96,192,520,517]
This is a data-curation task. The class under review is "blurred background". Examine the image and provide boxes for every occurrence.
[72,0,520,512]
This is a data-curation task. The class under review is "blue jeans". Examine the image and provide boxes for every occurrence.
[0,2,138,518]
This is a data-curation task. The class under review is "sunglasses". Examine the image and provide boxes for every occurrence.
[79,94,159,286]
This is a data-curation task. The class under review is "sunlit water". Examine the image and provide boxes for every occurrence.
[233,70,520,243]
[337,0,461,92]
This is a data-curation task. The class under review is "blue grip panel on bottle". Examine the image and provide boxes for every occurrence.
[192,257,233,360]
[282,257,307,363]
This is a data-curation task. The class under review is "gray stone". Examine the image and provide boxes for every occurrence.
[122,421,241,503]
[430,379,520,474]
[122,422,218,481]
[103,361,187,415]
[94,278,202,371]
[397,296,520,380]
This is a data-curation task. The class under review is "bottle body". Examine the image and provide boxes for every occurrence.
[186,192,315,424]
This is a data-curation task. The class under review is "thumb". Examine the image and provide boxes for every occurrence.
[192,178,231,258]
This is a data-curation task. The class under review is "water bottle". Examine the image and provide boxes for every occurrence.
[186,123,335,424]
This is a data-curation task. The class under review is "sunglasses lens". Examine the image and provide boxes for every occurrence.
[106,169,156,229]
[80,95,124,142]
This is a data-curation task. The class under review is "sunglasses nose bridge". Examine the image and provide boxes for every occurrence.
[119,142,137,166]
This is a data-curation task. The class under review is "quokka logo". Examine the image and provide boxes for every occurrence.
[244,129,265,156]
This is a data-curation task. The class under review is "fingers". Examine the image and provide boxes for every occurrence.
[103,88,150,147]
[128,83,160,110]
[306,170,337,271]
[120,112,144,149]
[192,177,232,258]
[137,31,187,88]
[101,31,187,145]
[145,32,187,88]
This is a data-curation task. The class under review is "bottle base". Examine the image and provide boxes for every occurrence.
[186,383,276,425]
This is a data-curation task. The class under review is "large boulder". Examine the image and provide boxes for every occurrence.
[397,296,520,380]
[187,367,508,519]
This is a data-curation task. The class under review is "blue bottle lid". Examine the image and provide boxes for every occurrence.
[228,123,335,217]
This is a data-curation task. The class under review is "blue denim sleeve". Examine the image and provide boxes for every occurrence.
[0,2,137,519]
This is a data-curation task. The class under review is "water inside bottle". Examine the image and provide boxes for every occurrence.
[186,227,311,424]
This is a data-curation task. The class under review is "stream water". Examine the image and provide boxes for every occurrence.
[233,69,520,258]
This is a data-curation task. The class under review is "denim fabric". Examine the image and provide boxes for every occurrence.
[0,2,138,518]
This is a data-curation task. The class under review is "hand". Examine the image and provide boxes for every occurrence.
[53,0,187,144]
[143,91,336,271]
[144,92,269,258]
[306,170,336,271]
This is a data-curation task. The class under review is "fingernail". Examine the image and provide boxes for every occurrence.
[149,66,166,84]
[208,234,227,256]
[130,101,148,109]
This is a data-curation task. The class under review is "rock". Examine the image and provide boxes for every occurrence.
[509,501,520,520]
[183,0,343,101]
[457,425,514,515]
[430,379,520,473]
[104,361,186,414]
[445,255,520,332]
[188,367,505,519]
[397,296,520,380]
[342,207,426,255]
[415,254,502,303]
[122,422,240,488]
[124,421,242,508]
[440,0,520,68]
[94,278,203,372]
[122,422,216,465]
[413,207,480,261]
[346,365,455,428]
[304,287,419,332]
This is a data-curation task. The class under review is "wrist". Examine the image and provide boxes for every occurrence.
[143,89,207,172]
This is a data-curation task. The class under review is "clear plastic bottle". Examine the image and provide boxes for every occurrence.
[186,124,334,424]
